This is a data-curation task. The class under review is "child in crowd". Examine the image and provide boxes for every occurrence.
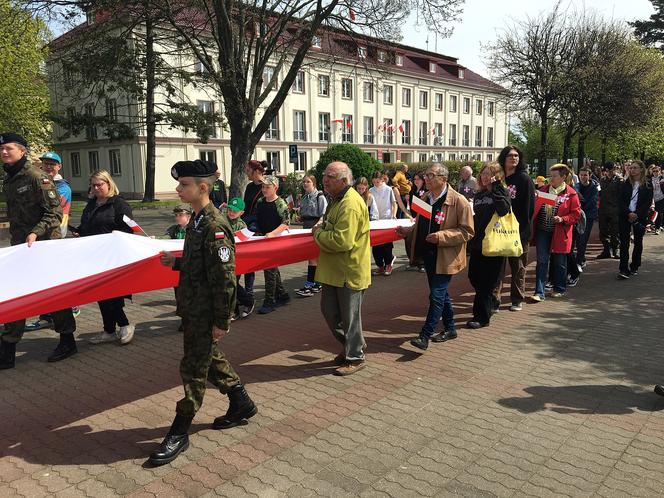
[166,204,192,239]
[225,198,255,319]
[296,175,328,297]
[255,175,291,314]
[369,172,397,275]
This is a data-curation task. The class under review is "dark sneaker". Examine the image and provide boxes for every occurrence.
[275,294,291,307]
[617,272,630,280]
[567,276,579,287]
[295,287,314,298]
[240,303,255,319]
[410,336,429,350]
[258,301,276,314]
[431,330,457,342]
[311,283,323,293]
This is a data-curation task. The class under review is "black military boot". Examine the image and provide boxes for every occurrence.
[596,242,611,259]
[47,333,77,363]
[213,384,258,429]
[149,414,193,466]
[0,340,16,370]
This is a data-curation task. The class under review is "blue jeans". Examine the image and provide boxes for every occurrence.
[576,217,595,264]
[535,230,567,298]
[421,253,455,338]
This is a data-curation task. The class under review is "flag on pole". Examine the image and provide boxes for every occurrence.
[411,196,432,219]
[346,120,352,130]
[286,194,294,209]
[122,215,148,236]
[430,127,436,136]
[332,118,343,124]
[349,7,356,21]
[537,190,557,206]
[399,122,405,134]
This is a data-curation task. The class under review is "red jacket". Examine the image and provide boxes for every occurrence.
[532,184,581,254]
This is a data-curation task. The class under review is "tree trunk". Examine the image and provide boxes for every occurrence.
[228,120,256,198]
[562,126,574,164]
[142,11,157,202]
[577,135,585,175]
[539,113,548,176]
[601,133,608,165]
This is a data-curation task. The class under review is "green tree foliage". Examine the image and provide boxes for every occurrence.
[0,0,50,147]
[631,0,664,52]
[314,144,381,185]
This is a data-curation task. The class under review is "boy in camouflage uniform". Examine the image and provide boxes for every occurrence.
[165,203,192,239]
[150,160,257,466]
[225,197,255,319]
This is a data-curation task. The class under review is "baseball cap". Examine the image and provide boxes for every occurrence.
[261,175,279,186]
[40,151,62,163]
[227,197,245,212]
[173,203,192,214]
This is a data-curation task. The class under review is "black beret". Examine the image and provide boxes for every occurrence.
[0,132,28,148]
[171,160,217,180]
[601,161,615,171]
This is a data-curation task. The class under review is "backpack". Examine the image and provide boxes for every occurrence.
[576,209,587,235]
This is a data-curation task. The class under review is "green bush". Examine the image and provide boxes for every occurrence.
[381,160,485,186]
[314,144,382,184]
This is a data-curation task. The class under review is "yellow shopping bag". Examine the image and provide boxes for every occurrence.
[482,211,523,257]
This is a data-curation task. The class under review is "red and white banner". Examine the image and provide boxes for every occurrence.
[411,196,432,219]
[0,220,412,323]
[532,190,558,222]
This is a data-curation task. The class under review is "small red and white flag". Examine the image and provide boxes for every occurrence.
[430,127,436,136]
[214,232,225,239]
[285,194,294,209]
[122,215,147,236]
[537,190,558,206]
[411,196,432,219]
[399,122,405,134]
[346,120,352,130]
[332,118,343,124]
[349,7,356,21]
[234,228,254,242]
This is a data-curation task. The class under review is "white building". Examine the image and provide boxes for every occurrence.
[47,23,508,198]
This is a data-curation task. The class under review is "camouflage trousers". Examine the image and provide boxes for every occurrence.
[176,316,241,418]
[598,210,619,249]
[2,308,76,344]
[263,267,287,303]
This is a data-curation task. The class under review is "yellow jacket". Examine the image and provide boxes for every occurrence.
[314,187,371,290]
[392,170,412,196]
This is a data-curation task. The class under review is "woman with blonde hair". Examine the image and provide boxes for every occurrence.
[466,162,511,329]
[75,170,136,345]
[354,176,378,220]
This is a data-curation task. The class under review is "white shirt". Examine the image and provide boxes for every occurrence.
[629,181,640,212]
[369,183,395,219]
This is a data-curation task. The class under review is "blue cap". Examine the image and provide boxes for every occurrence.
[40,151,62,163]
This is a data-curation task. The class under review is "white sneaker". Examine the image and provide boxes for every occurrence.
[118,324,135,345]
[89,331,117,344]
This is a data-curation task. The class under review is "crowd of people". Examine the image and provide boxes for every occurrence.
[2,130,663,466]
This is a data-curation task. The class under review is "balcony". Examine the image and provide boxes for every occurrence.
[364,134,374,144]
[341,133,353,143]
[402,136,410,145]
[462,139,469,147]
[449,138,457,146]
[475,139,482,147]
[265,129,279,140]
[487,140,494,147]
[319,132,330,142]
[383,135,393,145]
[419,137,428,146]
[293,130,306,141]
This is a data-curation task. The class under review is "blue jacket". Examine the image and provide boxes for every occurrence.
[575,181,598,219]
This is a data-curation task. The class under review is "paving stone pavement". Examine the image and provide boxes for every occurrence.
[2,209,664,497]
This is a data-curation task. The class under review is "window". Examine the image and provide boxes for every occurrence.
[395,54,403,66]
[472,153,482,161]
[383,85,393,105]
[109,149,121,176]
[293,110,306,141]
[70,152,81,177]
[449,95,457,113]
[487,127,494,147]
[292,71,305,93]
[265,115,279,140]
[402,88,411,107]
[262,65,278,91]
[66,106,76,130]
[319,113,330,142]
[363,81,374,102]
[462,125,470,146]
[459,69,465,79]
[198,100,217,137]
[435,93,443,111]
[463,97,470,114]
[296,151,307,172]
[88,151,99,173]
[84,103,97,140]
[434,123,443,145]
[449,124,457,146]
[449,153,457,160]
[199,150,217,164]
[419,90,428,109]
[378,50,387,62]
[341,78,353,99]
[312,36,321,48]
[363,116,374,144]
[105,98,117,121]
[475,126,482,147]
[63,66,75,87]
[266,151,280,173]
[487,153,493,161]
[419,153,428,162]
[318,75,330,96]
[383,118,393,145]
[433,153,443,162]
[429,62,436,73]
[401,120,411,145]
[342,114,353,142]
[461,153,470,161]
[358,46,367,59]
[476,99,483,115]
[419,121,428,146]
[488,101,495,117]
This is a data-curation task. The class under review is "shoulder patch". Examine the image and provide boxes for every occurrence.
[218,246,231,262]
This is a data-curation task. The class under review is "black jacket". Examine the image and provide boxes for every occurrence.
[505,167,535,243]
[209,179,227,208]
[78,196,134,236]
[469,182,511,253]
[618,180,653,224]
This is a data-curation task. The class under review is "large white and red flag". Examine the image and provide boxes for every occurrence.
[0,220,412,323]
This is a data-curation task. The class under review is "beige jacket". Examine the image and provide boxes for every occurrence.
[407,187,475,275]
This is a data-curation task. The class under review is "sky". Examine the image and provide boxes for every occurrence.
[401,0,656,79]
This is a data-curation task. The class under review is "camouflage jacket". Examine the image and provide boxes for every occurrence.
[173,202,236,329]
[2,157,63,246]
[599,176,623,213]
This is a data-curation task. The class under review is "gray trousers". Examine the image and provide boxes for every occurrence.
[320,285,366,362]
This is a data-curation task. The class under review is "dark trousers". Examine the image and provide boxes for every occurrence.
[98,297,129,333]
[619,218,646,274]
[655,199,664,230]
[372,243,394,267]
[2,308,76,344]
[235,279,254,314]
[576,217,595,264]
[244,273,256,294]
[263,268,286,303]
[468,251,504,325]
[598,210,619,250]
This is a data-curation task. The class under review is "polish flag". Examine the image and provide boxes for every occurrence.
[399,122,405,134]
[346,121,352,130]
[122,215,145,235]
[430,127,436,136]
[411,196,432,219]
[349,7,356,21]
[387,123,395,132]
[332,119,343,124]
[286,194,295,209]
[537,190,557,206]
[214,232,225,239]
[234,228,254,242]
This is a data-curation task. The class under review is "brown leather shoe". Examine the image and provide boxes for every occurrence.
[333,360,366,376]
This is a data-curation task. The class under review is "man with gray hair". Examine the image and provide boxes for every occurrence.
[312,162,371,375]
[456,164,477,201]
[397,163,474,350]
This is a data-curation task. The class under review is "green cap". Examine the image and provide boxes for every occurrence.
[173,203,192,214]
[227,197,245,212]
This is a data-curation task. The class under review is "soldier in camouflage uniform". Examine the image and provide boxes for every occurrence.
[149,160,257,466]
[0,133,77,370]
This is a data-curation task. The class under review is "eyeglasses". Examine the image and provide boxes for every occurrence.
[91,182,107,189]
[424,173,445,179]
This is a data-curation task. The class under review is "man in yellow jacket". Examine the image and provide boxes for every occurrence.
[313,161,371,376]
